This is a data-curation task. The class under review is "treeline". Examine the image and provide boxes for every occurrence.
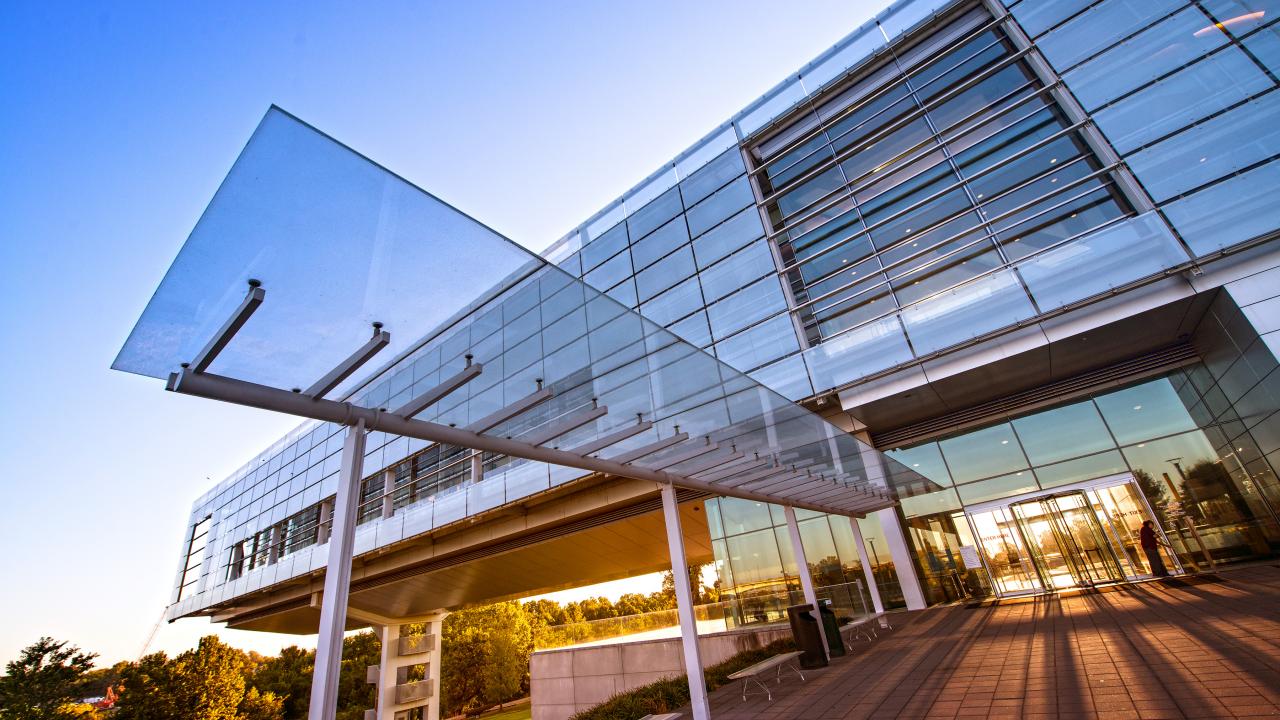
[1,570,714,720]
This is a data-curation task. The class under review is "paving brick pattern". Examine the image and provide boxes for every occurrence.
[697,565,1280,719]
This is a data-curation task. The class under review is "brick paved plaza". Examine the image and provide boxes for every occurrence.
[700,565,1280,719]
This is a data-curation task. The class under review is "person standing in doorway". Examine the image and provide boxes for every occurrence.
[1140,520,1171,577]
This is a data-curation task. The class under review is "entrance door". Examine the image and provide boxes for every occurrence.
[964,475,1178,597]
[1010,491,1126,589]
[967,506,1044,596]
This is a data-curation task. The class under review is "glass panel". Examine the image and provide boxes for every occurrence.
[739,80,810,137]
[801,316,915,389]
[676,128,739,182]
[583,248,633,292]
[1091,47,1273,153]
[1126,90,1280,201]
[699,240,776,303]
[1242,23,1280,74]
[1016,212,1189,310]
[629,216,690,272]
[680,147,746,208]
[748,354,814,401]
[626,185,683,241]
[1200,0,1280,38]
[802,24,887,93]
[1064,6,1230,111]
[725,528,786,588]
[886,442,953,486]
[635,246,696,303]
[113,109,542,394]
[639,277,704,326]
[1036,0,1185,71]
[1011,0,1095,37]
[582,222,629,273]
[718,497,776,536]
[899,270,1038,356]
[940,423,1030,484]
[714,314,800,373]
[899,487,963,517]
[667,310,713,349]
[1161,159,1280,256]
[692,207,766,268]
[1036,450,1129,489]
[706,276,788,339]
[957,471,1039,504]
[1095,379,1199,444]
[1013,401,1116,465]
[686,176,756,238]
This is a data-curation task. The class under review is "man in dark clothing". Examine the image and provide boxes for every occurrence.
[1140,520,1171,577]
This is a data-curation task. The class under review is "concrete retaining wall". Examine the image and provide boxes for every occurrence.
[530,624,791,720]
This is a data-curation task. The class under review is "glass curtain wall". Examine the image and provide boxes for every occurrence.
[749,5,1132,349]
[886,372,1280,603]
[705,496,893,625]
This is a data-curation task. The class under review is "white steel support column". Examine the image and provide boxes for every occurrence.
[847,516,884,614]
[784,506,828,658]
[660,484,709,720]
[875,507,927,611]
[309,419,367,719]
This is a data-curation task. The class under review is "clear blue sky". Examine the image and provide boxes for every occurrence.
[0,0,885,665]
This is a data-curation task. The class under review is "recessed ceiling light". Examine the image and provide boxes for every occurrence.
[1133,405,1142,410]
[1001,440,1009,445]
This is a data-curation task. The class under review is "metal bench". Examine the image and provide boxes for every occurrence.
[725,650,806,701]
[842,611,893,643]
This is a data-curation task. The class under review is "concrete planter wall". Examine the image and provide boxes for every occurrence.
[530,624,792,720]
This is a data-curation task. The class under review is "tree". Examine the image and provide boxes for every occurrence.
[115,637,250,720]
[236,688,284,720]
[0,637,97,720]
[249,646,312,719]
[113,652,178,720]
[441,603,533,716]
[334,631,380,720]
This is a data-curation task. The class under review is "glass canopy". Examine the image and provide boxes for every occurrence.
[115,107,937,512]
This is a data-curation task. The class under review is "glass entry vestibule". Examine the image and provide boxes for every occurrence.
[965,474,1182,597]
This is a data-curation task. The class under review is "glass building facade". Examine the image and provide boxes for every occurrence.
[169,0,1280,618]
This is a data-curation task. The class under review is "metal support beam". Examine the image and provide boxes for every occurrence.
[191,284,265,373]
[309,419,367,719]
[306,328,391,399]
[784,505,828,660]
[650,440,720,471]
[464,388,553,433]
[677,451,745,476]
[518,405,608,446]
[604,433,689,464]
[392,362,483,419]
[168,369,882,516]
[567,421,653,457]
[661,484,710,720]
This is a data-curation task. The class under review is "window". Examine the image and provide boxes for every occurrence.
[178,515,212,601]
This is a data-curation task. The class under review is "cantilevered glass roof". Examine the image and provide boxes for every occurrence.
[116,107,938,514]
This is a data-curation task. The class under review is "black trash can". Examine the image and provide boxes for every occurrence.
[817,599,846,657]
[786,603,828,668]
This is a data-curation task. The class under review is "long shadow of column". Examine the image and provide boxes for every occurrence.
[1088,586,1229,717]
[1123,581,1280,689]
